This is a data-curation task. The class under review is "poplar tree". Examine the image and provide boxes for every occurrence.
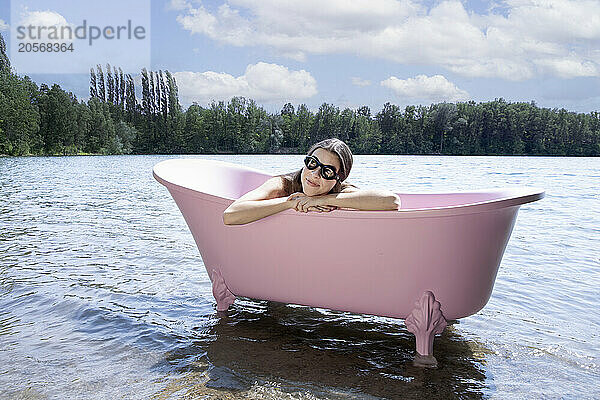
[89,67,98,99]
[165,70,181,117]
[159,70,168,118]
[155,71,163,118]
[149,71,156,115]
[106,63,114,104]
[125,74,136,120]
[141,68,150,116]
[138,68,152,152]
[112,66,120,107]
[96,64,105,102]
[118,67,125,110]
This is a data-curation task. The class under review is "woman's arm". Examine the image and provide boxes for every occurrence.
[292,189,401,212]
[331,190,401,210]
[223,196,295,225]
[223,177,296,225]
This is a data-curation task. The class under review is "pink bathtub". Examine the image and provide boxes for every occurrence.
[153,158,544,367]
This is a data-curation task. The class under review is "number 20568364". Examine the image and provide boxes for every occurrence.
[18,43,75,52]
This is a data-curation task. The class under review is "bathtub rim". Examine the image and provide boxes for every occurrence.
[153,159,545,220]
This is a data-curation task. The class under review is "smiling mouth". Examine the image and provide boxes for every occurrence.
[306,178,319,187]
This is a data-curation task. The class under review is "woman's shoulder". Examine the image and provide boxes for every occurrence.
[236,176,287,202]
[274,173,300,197]
[263,176,288,197]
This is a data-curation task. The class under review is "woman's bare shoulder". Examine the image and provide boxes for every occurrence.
[266,176,288,198]
[237,176,287,202]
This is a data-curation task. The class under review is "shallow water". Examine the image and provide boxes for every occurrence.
[0,154,598,399]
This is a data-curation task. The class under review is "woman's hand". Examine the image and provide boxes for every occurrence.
[287,192,338,213]
[286,192,306,203]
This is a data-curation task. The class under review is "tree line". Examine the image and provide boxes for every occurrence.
[1,33,599,157]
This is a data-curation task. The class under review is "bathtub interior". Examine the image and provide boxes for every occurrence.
[154,158,271,200]
[153,159,543,210]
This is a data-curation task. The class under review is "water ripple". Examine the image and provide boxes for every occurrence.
[0,155,598,399]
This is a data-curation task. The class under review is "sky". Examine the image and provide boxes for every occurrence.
[1,0,599,114]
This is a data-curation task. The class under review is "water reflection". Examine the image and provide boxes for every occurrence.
[157,300,490,399]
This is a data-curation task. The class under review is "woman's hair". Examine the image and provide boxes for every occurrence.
[277,138,355,195]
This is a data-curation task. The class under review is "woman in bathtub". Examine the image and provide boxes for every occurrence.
[223,138,401,225]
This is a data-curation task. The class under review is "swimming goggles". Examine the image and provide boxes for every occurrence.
[303,155,339,180]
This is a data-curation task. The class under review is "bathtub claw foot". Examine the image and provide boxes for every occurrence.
[406,290,447,367]
[208,268,236,312]
[413,353,439,368]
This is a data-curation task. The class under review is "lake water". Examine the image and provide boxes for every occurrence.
[0,154,598,399]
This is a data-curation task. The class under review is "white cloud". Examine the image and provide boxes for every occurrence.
[17,10,73,43]
[0,19,8,31]
[499,0,600,42]
[381,74,470,102]
[534,57,598,78]
[167,0,192,11]
[176,4,251,45]
[351,77,371,87]
[19,10,67,29]
[173,62,317,104]
[174,0,600,80]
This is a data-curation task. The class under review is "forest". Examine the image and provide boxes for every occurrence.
[1,33,599,157]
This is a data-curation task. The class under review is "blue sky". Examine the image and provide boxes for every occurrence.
[1,0,599,114]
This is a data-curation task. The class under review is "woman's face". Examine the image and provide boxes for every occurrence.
[301,148,341,196]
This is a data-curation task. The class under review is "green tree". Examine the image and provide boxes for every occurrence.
[106,63,114,104]
[165,71,181,117]
[96,64,106,102]
[376,102,401,154]
[310,103,341,145]
[183,104,206,153]
[430,103,457,154]
[296,104,313,151]
[279,103,296,150]
[38,84,79,155]
[0,72,41,155]
[110,121,137,154]
[89,67,98,99]
[125,74,136,122]
[0,33,9,73]
[118,67,125,111]
[350,111,381,154]
[86,97,116,154]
